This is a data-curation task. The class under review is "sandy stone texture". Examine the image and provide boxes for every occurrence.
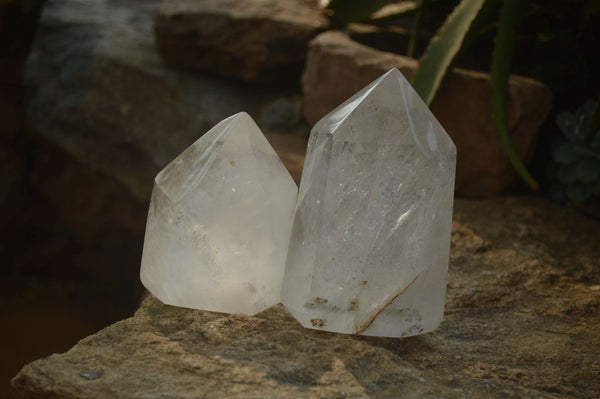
[11,197,600,398]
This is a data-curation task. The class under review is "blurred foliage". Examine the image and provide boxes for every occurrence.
[323,0,599,107]
[411,0,487,106]
[547,100,600,203]
[490,0,539,190]
[324,0,541,189]
[321,0,600,198]
[514,0,599,104]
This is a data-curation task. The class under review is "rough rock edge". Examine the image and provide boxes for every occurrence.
[11,197,600,398]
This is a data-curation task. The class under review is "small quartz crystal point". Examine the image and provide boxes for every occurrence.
[282,68,456,337]
[140,112,297,315]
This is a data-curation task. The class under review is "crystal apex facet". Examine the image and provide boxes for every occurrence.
[282,68,456,337]
[141,112,298,315]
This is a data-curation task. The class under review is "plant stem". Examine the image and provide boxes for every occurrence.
[408,0,429,58]
[490,0,539,191]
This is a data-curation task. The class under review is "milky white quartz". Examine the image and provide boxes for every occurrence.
[140,112,297,315]
[281,68,456,337]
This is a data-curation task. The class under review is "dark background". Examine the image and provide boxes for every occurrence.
[1,1,145,396]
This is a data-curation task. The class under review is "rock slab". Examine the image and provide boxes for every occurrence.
[12,197,600,398]
[154,0,328,85]
[302,31,553,197]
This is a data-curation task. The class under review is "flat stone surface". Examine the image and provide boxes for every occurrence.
[12,197,600,398]
[155,0,328,85]
[303,31,553,197]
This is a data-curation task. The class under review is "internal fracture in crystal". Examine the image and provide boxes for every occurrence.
[140,112,298,315]
[281,68,456,337]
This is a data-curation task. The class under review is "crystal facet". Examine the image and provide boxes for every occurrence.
[140,112,298,315]
[281,68,456,337]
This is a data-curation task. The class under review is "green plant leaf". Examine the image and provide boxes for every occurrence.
[556,111,579,141]
[407,0,430,58]
[557,164,579,184]
[324,0,392,22]
[576,158,600,182]
[411,0,488,106]
[490,0,538,191]
[553,141,577,164]
[573,144,600,160]
[590,130,600,151]
[577,100,596,136]
[370,1,419,21]
[566,183,591,202]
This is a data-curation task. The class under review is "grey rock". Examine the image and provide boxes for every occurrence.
[25,0,300,201]
[11,197,600,398]
[302,31,553,197]
[154,0,328,85]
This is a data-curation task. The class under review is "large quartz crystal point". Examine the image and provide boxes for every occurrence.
[282,68,456,337]
[140,112,298,315]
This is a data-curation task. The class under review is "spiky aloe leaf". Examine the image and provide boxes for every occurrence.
[323,0,392,23]
[407,0,430,58]
[370,1,419,21]
[411,0,487,106]
[490,0,539,190]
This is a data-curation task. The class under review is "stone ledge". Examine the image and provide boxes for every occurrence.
[11,197,600,398]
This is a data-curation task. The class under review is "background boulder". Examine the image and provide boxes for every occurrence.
[155,0,328,85]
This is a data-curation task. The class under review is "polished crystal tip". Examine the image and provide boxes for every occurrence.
[282,68,457,337]
[140,112,298,315]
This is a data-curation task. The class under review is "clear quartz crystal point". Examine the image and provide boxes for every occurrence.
[140,112,298,315]
[282,68,456,337]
